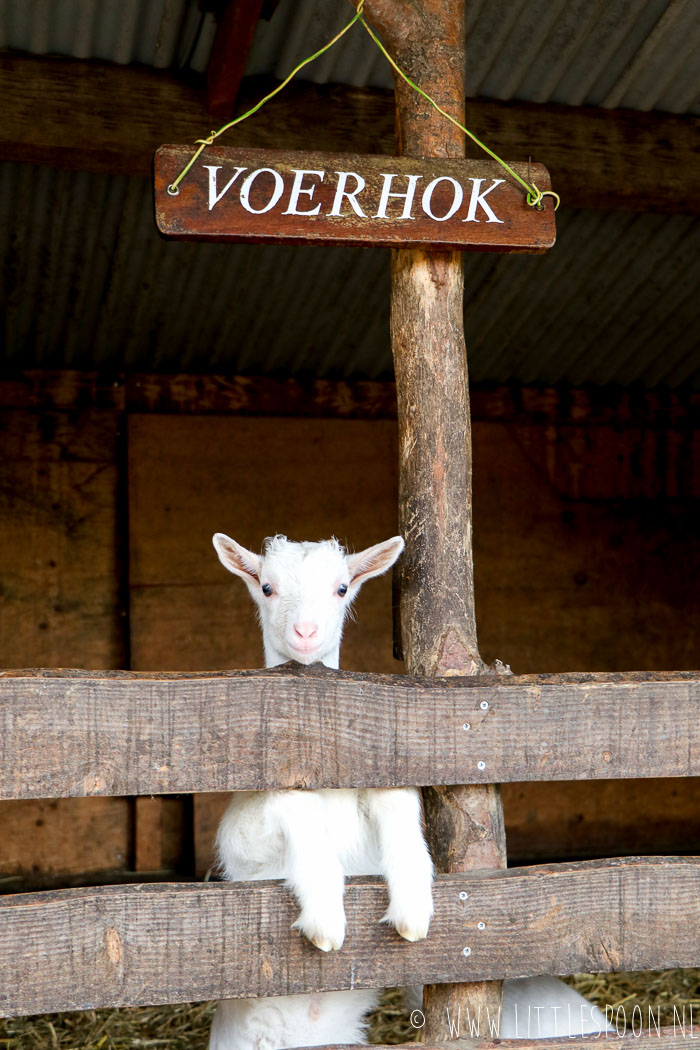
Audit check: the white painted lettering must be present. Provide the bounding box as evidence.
[282,169,326,216]
[374,173,422,220]
[329,171,367,217]
[421,176,464,221]
[204,165,247,210]
[463,178,505,223]
[239,168,285,214]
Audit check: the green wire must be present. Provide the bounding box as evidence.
[167,4,366,194]
[168,0,559,212]
[358,15,552,208]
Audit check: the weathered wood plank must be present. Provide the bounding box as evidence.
[2,372,698,429]
[1,55,696,213]
[0,797,130,884]
[155,146,555,253]
[1,858,698,1018]
[0,406,131,881]
[276,1038,700,1050]
[0,668,698,799]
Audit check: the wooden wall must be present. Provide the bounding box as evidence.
[1,373,698,883]
[0,386,130,884]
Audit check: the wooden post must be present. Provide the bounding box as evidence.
[359,0,508,1040]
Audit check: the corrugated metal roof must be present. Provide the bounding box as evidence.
[0,0,697,113]
[1,162,698,388]
[0,1,697,388]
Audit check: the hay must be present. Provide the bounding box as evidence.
[565,970,700,1030]
[2,971,699,1047]
[0,1002,215,1050]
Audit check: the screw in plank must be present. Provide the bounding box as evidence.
[463,946,472,956]
[477,921,486,930]
[480,700,489,711]
[459,891,469,900]
[477,760,486,770]
[463,722,471,730]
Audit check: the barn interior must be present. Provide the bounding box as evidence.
[0,0,698,903]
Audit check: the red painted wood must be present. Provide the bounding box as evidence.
[154,145,556,252]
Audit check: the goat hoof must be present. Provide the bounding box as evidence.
[310,935,335,952]
[396,924,429,942]
[293,913,346,952]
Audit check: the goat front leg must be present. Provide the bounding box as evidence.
[274,791,347,952]
[365,787,434,942]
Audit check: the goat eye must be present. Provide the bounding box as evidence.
[337,584,348,597]
[261,583,273,597]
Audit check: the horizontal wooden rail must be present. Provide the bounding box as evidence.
[1,858,698,1017]
[1,668,698,799]
[291,1037,700,1050]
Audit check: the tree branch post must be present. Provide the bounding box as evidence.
[359,0,508,1039]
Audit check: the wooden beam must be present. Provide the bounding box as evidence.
[2,371,698,426]
[0,859,698,1017]
[206,0,265,118]
[0,54,697,213]
[1,668,698,800]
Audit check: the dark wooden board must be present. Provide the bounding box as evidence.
[0,858,698,1017]
[0,668,698,799]
[155,145,556,252]
[2,55,697,214]
[0,406,130,881]
[278,1038,700,1050]
[3,372,697,428]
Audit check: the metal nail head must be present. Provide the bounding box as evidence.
[463,946,472,956]
[480,700,489,711]
[477,760,486,771]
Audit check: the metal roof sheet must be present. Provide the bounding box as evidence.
[1,162,697,388]
[0,0,697,113]
[0,1,697,388]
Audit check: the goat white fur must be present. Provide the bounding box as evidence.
[209,533,610,1049]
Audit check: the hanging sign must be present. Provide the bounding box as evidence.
[155,145,556,253]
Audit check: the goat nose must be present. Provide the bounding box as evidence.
[293,621,318,640]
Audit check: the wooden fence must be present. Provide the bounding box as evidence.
[1,666,699,1047]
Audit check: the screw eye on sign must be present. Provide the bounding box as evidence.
[155,145,556,253]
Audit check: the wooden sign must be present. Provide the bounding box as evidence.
[155,145,556,253]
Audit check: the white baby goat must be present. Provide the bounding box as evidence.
[209,532,611,1049]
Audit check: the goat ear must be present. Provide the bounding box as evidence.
[212,533,262,586]
[347,536,405,590]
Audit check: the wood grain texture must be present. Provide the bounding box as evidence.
[1,55,696,213]
[0,406,129,881]
[0,409,124,668]
[0,798,130,880]
[2,372,697,428]
[370,0,506,1035]
[290,1038,700,1050]
[0,858,698,1017]
[155,145,556,253]
[0,668,697,799]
